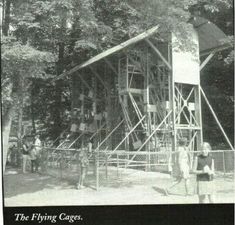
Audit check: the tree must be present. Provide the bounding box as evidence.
[1,0,233,161]
[2,37,55,171]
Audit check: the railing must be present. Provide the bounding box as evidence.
[41,146,234,191]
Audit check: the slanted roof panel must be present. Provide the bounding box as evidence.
[54,17,230,81]
[192,17,229,54]
[53,25,159,81]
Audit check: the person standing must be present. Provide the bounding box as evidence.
[31,134,42,172]
[88,139,93,153]
[177,138,191,196]
[77,145,89,189]
[22,139,30,173]
[30,142,37,172]
[193,142,215,203]
[166,138,191,196]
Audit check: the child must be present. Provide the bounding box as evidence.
[77,146,89,189]
[193,142,215,203]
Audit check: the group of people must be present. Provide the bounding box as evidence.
[76,137,216,204]
[22,134,42,174]
[21,133,215,203]
[168,138,215,203]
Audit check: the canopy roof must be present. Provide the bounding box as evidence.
[192,16,230,56]
[54,17,230,81]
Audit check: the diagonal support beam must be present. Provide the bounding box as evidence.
[112,115,146,153]
[200,52,216,71]
[77,73,92,90]
[89,66,108,90]
[104,58,118,76]
[200,86,234,150]
[145,39,172,70]
[126,110,172,167]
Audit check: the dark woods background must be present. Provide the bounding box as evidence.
[1,0,234,164]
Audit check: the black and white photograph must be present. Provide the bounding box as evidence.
[1,0,234,224]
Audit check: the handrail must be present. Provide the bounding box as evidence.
[99,149,235,156]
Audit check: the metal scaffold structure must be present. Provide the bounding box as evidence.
[44,16,234,188]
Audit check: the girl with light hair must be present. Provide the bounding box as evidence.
[193,142,215,203]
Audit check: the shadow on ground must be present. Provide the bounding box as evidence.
[4,168,75,198]
[152,186,168,196]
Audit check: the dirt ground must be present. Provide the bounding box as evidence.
[3,166,234,206]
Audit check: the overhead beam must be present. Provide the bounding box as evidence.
[52,25,159,82]
[200,52,215,71]
[200,86,234,150]
[145,38,172,70]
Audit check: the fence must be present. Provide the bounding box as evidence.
[95,149,234,189]
[43,147,99,189]
[42,147,234,190]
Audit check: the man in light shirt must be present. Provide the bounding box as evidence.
[33,134,42,172]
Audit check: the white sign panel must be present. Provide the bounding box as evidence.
[172,29,200,85]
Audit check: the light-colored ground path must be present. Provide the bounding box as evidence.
[4,167,234,206]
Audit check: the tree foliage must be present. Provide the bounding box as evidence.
[1,0,234,149]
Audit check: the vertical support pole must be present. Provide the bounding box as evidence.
[60,152,63,179]
[124,94,129,151]
[125,56,130,152]
[92,75,97,146]
[106,70,112,150]
[81,84,85,145]
[147,48,151,171]
[222,151,226,177]
[117,153,119,177]
[169,37,176,157]
[96,143,100,191]
[105,154,108,179]
[125,151,128,169]
[194,85,203,150]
